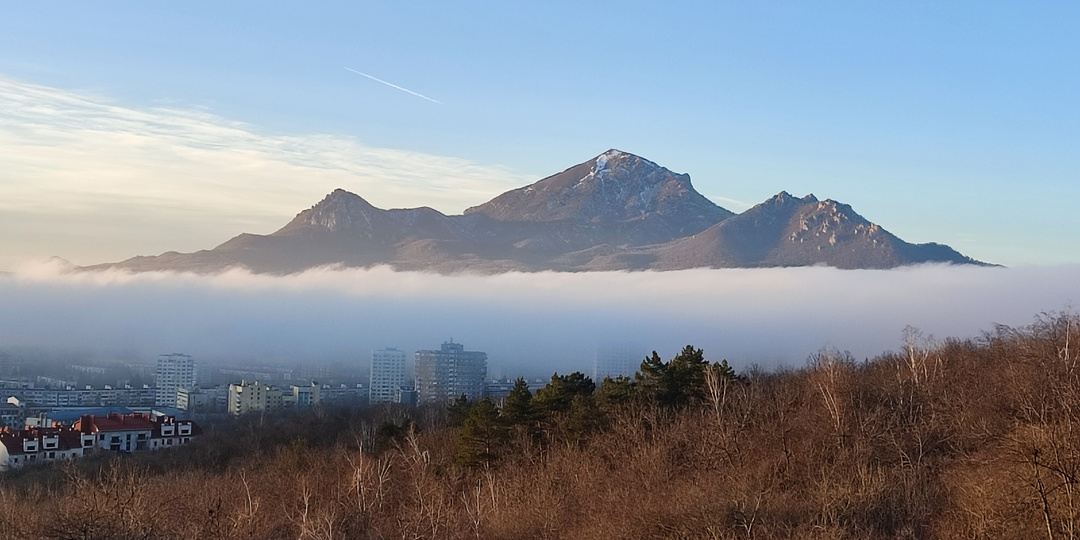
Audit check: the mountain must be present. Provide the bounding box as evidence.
[465,150,732,239]
[653,192,980,269]
[85,150,988,274]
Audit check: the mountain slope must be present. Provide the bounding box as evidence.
[466,149,732,228]
[654,192,981,269]
[84,150,988,274]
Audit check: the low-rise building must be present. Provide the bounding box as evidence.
[148,415,200,450]
[73,413,200,453]
[0,400,24,428]
[228,380,283,416]
[288,382,321,409]
[483,378,547,403]
[177,386,228,413]
[2,385,156,408]
[319,384,367,405]
[0,426,95,471]
[24,406,134,429]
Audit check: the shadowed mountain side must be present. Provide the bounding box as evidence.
[653,192,984,269]
[83,150,989,274]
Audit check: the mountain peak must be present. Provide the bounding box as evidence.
[762,191,818,206]
[589,149,669,179]
[327,187,356,199]
[276,188,379,234]
[465,150,732,226]
[593,148,641,169]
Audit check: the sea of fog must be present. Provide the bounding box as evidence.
[2,262,1078,376]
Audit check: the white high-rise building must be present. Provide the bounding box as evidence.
[370,348,407,404]
[155,353,196,407]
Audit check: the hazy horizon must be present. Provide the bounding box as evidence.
[3,4,1078,381]
[3,261,1078,379]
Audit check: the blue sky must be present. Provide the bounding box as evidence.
[2,2,1079,269]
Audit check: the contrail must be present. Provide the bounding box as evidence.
[345,67,442,104]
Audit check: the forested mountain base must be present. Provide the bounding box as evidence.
[2,313,1079,539]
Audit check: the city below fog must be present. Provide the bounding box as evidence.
[2,262,1080,378]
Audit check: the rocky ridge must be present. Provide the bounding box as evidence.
[86,150,987,274]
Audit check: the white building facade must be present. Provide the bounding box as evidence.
[74,413,199,453]
[370,348,407,405]
[155,353,196,407]
[289,382,321,409]
[228,380,283,416]
[0,426,95,471]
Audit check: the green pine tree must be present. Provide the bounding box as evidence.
[566,394,604,445]
[500,377,536,427]
[595,375,637,407]
[456,398,506,467]
[534,372,595,415]
[635,346,710,407]
[667,345,709,406]
[447,393,473,427]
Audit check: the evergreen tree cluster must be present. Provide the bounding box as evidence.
[454,346,742,466]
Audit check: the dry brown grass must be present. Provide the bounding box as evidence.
[3,313,1080,539]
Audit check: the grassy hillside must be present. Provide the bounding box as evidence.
[2,312,1079,539]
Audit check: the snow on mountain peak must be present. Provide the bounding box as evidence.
[595,149,625,172]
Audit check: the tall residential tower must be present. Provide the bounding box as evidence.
[155,353,196,407]
[414,341,486,404]
[369,348,407,405]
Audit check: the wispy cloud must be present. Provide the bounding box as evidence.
[345,67,442,104]
[0,76,527,269]
[4,263,1079,373]
[708,195,754,211]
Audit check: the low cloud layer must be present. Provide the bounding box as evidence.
[2,263,1078,377]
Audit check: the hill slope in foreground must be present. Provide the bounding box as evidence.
[1,313,1074,538]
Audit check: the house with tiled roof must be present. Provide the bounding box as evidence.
[74,412,200,453]
[149,414,202,450]
[0,426,95,471]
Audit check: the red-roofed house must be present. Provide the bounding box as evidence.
[149,414,202,450]
[0,426,96,471]
[74,412,201,453]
